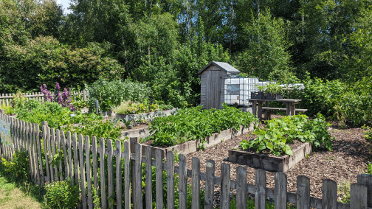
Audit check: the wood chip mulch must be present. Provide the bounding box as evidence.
[184,118,372,202]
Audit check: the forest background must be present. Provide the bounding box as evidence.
[1,0,372,108]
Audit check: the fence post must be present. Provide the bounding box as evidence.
[42,121,50,183]
[107,139,114,209]
[179,154,187,209]
[99,137,107,209]
[167,151,175,209]
[192,157,200,209]
[322,179,337,209]
[86,136,93,208]
[350,183,367,209]
[255,169,266,209]
[145,146,152,209]
[134,143,142,209]
[274,172,287,209]
[124,141,131,209]
[79,134,86,209]
[221,163,231,209]
[205,160,215,209]
[297,175,310,209]
[357,174,372,207]
[116,140,122,209]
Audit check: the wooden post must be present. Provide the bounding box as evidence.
[274,172,287,209]
[155,149,163,209]
[322,179,337,209]
[42,122,50,183]
[297,175,310,209]
[179,154,187,209]
[51,128,58,181]
[99,138,106,209]
[145,146,152,209]
[56,129,63,181]
[134,143,142,209]
[350,184,368,209]
[220,163,230,209]
[92,137,98,195]
[66,132,73,184]
[86,136,93,209]
[167,151,175,209]
[61,131,68,180]
[107,139,114,209]
[115,140,122,209]
[357,174,372,207]
[192,157,200,209]
[236,166,247,209]
[255,169,266,209]
[73,133,79,185]
[124,141,131,209]
[79,134,86,209]
[205,160,215,209]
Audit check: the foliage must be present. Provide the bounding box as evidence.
[11,91,26,108]
[148,104,258,147]
[1,151,30,181]
[44,179,80,209]
[362,125,372,141]
[113,100,173,115]
[87,78,152,112]
[1,104,15,115]
[338,180,351,204]
[367,163,372,175]
[240,114,332,156]
[40,82,75,111]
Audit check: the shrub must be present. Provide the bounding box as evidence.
[87,78,152,112]
[1,151,30,181]
[11,91,26,108]
[45,179,80,209]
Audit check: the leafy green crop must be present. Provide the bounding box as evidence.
[240,114,333,156]
[147,104,258,147]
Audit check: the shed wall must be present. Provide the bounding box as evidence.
[200,65,227,109]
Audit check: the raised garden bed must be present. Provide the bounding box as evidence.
[228,142,312,172]
[115,108,177,121]
[138,124,254,158]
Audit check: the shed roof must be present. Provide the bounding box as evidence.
[198,61,240,75]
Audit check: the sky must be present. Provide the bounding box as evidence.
[56,0,73,14]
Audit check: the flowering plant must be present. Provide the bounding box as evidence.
[40,83,76,111]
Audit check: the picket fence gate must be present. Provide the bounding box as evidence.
[0,90,88,107]
[0,111,371,209]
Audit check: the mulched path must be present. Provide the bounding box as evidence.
[184,116,372,202]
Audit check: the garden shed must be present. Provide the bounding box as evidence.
[198,61,240,109]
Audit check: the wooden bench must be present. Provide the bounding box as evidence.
[262,107,308,120]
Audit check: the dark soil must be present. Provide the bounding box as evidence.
[184,117,372,202]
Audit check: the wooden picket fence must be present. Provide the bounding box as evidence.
[0,90,88,107]
[0,111,371,209]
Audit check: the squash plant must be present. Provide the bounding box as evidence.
[240,114,333,156]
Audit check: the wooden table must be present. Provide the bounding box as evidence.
[249,99,302,120]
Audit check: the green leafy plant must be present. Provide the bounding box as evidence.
[240,114,333,156]
[113,100,161,114]
[367,163,372,175]
[44,179,80,209]
[338,180,351,203]
[147,104,258,147]
[1,151,30,181]
[362,125,372,141]
[11,91,26,108]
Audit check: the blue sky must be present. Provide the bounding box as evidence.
[56,0,73,14]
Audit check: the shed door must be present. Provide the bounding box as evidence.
[206,69,223,109]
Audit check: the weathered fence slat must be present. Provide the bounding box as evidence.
[51,128,58,181]
[66,132,73,184]
[48,127,55,182]
[27,122,34,181]
[134,143,143,209]
[107,139,114,209]
[255,169,266,209]
[92,137,98,194]
[34,123,41,185]
[56,129,63,181]
[61,131,68,180]
[43,122,50,183]
[192,157,200,209]
[322,179,337,209]
[124,141,131,209]
[116,140,122,209]
[155,149,163,209]
[179,154,187,209]
[145,146,152,209]
[86,136,93,209]
[350,183,367,209]
[205,160,215,209]
[274,172,287,209]
[73,133,79,185]
[99,138,107,209]
[167,151,175,209]
[79,134,87,209]
[297,175,310,209]
[357,174,372,207]
[236,166,247,209]
[221,163,230,209]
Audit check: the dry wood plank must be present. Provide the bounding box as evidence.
[297,175,310,209]
[322,179,337,209]
[145,146,152,209]
[134,143,143,209]
[42,122,50,183]
[27,122,34,181]
[66,132,73,184]
[255,169,266,209]
[236,166,247,209]
[178,154,187,209]
[357,174,372,207]
[350,183,367,209]
[32,123,39,183]
[51,128,58,181]
[92,137,98,193]
[205,160,215,209]
[107,139,114,209]
[56,129,63,181]
[220,163,230,209]
[48,127,55,182]
[192,157,200,209]
[79,134,87,209]
[115,140,122,209]
[167,151,175,209]
[35,123,42,185]
[274,172,287,209]
[73,133,79,185]
[155,149,163,209]
[86,136,93,209]
[124,141,131,209]
[99,138,107,209]
[61,131,68,180]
